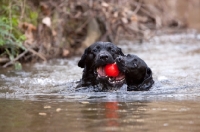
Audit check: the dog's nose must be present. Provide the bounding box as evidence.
[117,56,122,62]
[100,54,108,60]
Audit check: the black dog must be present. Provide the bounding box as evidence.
[77,42,125,90]
[116,54,154,91]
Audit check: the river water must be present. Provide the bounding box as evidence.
[0,32,200,132]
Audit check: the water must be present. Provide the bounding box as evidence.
[1,99,200,132]
[0,32,200,131]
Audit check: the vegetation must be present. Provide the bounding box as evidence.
[0,0,27,69]
[0,0,199,68]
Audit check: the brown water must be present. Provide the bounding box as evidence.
[0,32,200,131]
[1,99,200,132]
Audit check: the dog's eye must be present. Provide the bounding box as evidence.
[92,49,97,52]
[107,47,112,51]
[111,49,115,52]
[107,47,115,53]
[134,59,137,62]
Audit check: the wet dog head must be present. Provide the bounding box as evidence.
[116,54,154,91]
[78,42,125,89]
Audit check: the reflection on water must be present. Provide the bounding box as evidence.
[0,99,200,132]
[0,33,200,131]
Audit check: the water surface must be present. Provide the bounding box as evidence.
[0,33,200,131]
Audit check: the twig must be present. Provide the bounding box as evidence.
[75,18,90,33]
[133,1,142,14]
[75,11,94,33]
[3,50,28,68]
[140,7,155,19]
[20,0,26,21]
[132,2,155,19]
[24,44,47,61]
[8,0,12,40]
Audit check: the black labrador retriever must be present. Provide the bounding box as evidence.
[116,54,154,91]
[77,42,125,90]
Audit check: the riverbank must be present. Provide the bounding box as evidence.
[1,0,200,69]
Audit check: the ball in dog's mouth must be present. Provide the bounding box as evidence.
[96,64,125,85]
[104,63,119,77]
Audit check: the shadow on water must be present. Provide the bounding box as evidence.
[1,33,200,131]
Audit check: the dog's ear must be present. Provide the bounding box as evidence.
[129,67,154,91]
[118,48,124,56]
[78,48,89,68]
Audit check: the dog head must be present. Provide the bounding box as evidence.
[78,42,125,89]
[116,54,154,91]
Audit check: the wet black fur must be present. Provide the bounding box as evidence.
[77,42,124,89]
[116,54,154,91]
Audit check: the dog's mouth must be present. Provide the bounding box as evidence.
[96,66,125,85]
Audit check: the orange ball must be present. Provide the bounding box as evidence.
[104,63,119,77]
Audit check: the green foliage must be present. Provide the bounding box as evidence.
[0,17,26,61]
[29,11,38,25]
[0,0,39,67]
[0,0,31,67]
[0,17,25,45]
[14,61,22,70]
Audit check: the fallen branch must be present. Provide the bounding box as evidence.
[75,15,92,33]
[24,44,47,61]
[3,50,28,68]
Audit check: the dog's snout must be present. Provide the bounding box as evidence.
[99,54,108,60]
[117,56,122,62]
[116,56,125,64]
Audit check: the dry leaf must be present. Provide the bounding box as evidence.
[101,2,109,7]
[42,17,51,27]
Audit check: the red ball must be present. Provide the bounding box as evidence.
[104,63,119,77]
